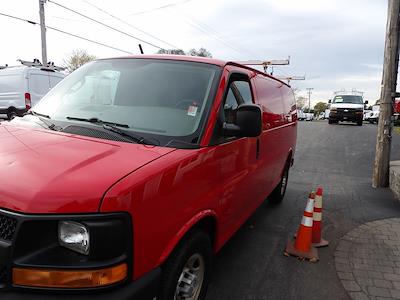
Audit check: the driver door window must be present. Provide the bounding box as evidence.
[224,80,253,124]
[211,78,253,144]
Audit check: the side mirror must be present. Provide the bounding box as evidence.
[328,99,332,104]
[364,100,368,104]
[223,104,262,138]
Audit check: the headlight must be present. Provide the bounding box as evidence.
[58,221,90,255]
[330,107,337,112]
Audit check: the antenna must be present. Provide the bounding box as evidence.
[138,44,144,54]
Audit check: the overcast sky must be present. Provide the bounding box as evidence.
[0,0,388,105]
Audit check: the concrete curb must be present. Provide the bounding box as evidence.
[390,161,400,200]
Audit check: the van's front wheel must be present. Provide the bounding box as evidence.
[268,162,289,204]
[158,231,212,300]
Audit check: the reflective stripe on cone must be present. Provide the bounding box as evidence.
[312,187,329,247]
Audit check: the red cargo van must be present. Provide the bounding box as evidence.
[0,55,297,300]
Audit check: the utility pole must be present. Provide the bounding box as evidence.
[306,88,313,112]
[373,0,400,188]
[39,0,47,65]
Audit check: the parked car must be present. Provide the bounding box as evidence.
[0,60,65,119]
[369,105,380,124]
[395,99,400,125]
[305,112,314,121]
[0,55,297,300]
[297,109,306,120]
[363,109,372,121]
[324,109,330,119]
[328,94,367,126]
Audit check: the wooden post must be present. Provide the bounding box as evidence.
[373,0,400,188]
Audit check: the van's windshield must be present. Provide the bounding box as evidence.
[332,95,363,104]
[32,59,221,146]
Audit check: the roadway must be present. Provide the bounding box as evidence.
[206,121,400,300]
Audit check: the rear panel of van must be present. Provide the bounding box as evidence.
[0,72,27,110]
[28,70,51,107]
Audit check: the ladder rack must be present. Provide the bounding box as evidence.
[17,59,66,72]
[334,89,364,96]
[235,57,290,66]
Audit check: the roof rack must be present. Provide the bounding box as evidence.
[275,75,305,84]
[17,58,66,72]
[235,57,290,66]
[334,89,364,96]
[0,64,8,70]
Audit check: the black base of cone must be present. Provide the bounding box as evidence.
[312,237,329,248]
[284,239,319,262]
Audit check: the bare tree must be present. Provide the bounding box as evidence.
[188,48,212,58]
[64,49,97,73]
[296,96,307,109]
[157,49,186,55]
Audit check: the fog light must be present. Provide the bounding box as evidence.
[59,221,89,255]
[13,263,127,288]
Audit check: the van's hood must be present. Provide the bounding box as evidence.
[330,103,363,109]
[0,123,175,214]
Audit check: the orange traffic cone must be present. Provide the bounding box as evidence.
[312,187,329,247]
[284,192,318,262]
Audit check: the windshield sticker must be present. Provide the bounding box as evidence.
[187,105,198,117]
[334,97,343,103]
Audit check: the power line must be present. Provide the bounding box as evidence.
[168,11,244,55]
[127,0,193,16]
[82,0,180,49]
[46,25,132,54]
[0,12,37,25]
[164,7,258,57]
[178,11,259,57]
[47,0,164,50]
[0,12,132,54]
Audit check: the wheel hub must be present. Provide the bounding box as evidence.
[175,253,204,300]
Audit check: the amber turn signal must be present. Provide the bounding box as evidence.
[13,263,127,288]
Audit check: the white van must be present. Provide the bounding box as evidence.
[328,94,367,126]
[0,64,65,119]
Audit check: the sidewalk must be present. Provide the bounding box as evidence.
[335,218,400,300]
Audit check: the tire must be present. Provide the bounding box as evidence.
[268,161,289,204]
[357,120,363,126]
[7,109,17,120]
[328,119,334,124]
[158,230,212,300]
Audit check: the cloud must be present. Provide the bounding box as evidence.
[0,0,389,102]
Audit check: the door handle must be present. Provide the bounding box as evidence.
[256,138,260,159]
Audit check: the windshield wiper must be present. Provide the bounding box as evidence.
[102,124,158,146]
[26,110,61,131]
[26,110,51,119]
[66,116,129,128]
[66,116,158,146]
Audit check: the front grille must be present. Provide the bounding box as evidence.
[337,108,356,113]
[0,214,17,241]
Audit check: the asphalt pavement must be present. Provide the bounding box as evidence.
[206,121,400,300]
